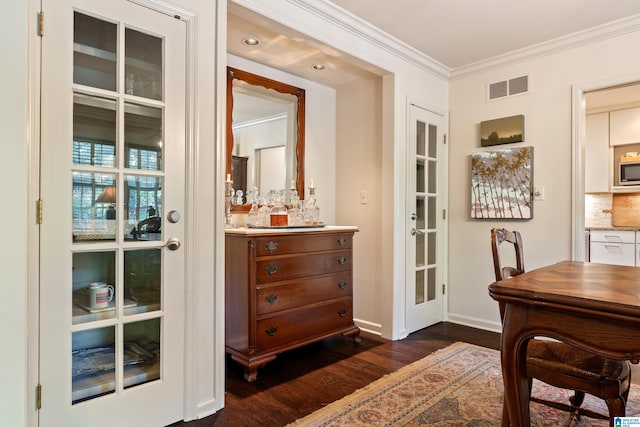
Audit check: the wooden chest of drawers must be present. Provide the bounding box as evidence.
[225,228,360,382]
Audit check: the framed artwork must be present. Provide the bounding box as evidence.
[471,146,533,219]
[480,114,524,147]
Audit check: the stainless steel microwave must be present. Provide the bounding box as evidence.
[619,161,640,185]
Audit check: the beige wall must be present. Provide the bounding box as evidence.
[336,78,384,332]
[448,28,640,331]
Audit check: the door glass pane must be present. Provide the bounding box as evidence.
[427,231,436,265]
[416,159,425,193]
[72,326,116,404]
[416,121,426,156]
[428,159,437,194]
[415,270,425,304]
[125,28,162,100]
[416,233,425,267]
[427,196,436,229]
[416,196,425,229]
[124,175,162,241]
[124,248,161,315]
[428,124,437,158]
[123,318,161,388]
[73,94,117,167]
[72,251,116,325]
[124,103,163,171]
[74,12,117,91]
[72,172,117,242]
[427,267,436,301]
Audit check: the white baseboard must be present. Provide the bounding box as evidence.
[446,313,502,334]
[195,398,221,421]
[354,318,382,336]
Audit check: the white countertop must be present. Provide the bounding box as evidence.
[225,225,358,234]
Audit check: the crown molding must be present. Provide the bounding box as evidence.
[451,13,640,80]
[231,0,451,81]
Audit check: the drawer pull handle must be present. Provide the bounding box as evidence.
[265,265,278,275]
[265,326,279,336]
[265,241,279,252]
[265,294,278,304]
[338,256,347,265]
[338,281,348,289]
[338,309,347,317]
[337,238,347,247]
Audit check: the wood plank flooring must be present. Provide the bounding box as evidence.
[173,322,500,427]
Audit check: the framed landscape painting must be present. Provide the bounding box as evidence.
[480,114,524,147]
[471,146,533,219]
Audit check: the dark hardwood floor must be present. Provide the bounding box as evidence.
[173,322,500,427]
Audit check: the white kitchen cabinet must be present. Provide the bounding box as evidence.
[585,113,610,192]
[589,230,636,266]
[610,107,640,146]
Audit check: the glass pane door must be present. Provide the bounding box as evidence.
[40,1,186,425]
[406,105,445,333]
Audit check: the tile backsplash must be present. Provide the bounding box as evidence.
[585,193,613,228]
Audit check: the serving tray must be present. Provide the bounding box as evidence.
[246,223,325,229]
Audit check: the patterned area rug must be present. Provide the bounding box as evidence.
[288,342,640,426]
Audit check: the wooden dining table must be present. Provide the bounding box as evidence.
[488,260,640,426]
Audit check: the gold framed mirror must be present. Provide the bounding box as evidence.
[226,66,305,210]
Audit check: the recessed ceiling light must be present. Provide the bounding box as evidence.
[311,64,326,71]
[242,37,259,46]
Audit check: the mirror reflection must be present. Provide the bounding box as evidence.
[226,67,305,205]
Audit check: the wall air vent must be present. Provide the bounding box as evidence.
[487,75,530,101]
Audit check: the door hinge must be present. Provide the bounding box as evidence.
[442,209,446,220]
[442,284,446,295]
[443,134,447,145]
[37,199,43,224]
[36,384,42,410]
[38,12,44,37]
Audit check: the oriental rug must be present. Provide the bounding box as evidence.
[288,342,640,426]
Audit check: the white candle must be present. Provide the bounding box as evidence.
[226,173,232,183]
[310,179,315,188]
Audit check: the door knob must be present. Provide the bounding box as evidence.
[410,228,425,236]
[164,237,181,251]
[410,213,417,220]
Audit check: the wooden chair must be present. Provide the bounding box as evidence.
[490,228,631,426]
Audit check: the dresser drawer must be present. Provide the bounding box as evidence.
[255,233,352,257]
[256,251,352,283]
[256,299,354,352]
[256,272,352,315]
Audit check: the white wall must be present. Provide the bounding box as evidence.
[228,54,338,224]
[447,25,640,331]
[1,1,28,425]
[336,78,384,333]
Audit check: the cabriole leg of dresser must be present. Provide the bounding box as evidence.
[229,352,277,382]
[342,325,362,343]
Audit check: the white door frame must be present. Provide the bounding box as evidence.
[571,72,640,261]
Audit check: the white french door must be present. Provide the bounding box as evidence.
[405,104,446,334]
[39,1,186,425]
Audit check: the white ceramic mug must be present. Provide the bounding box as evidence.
[88,282,114,309]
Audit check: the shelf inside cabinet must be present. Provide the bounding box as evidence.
[72,299,160,325]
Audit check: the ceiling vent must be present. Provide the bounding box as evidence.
[488,75,529,101]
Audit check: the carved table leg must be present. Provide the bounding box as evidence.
[500,304,532,427]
